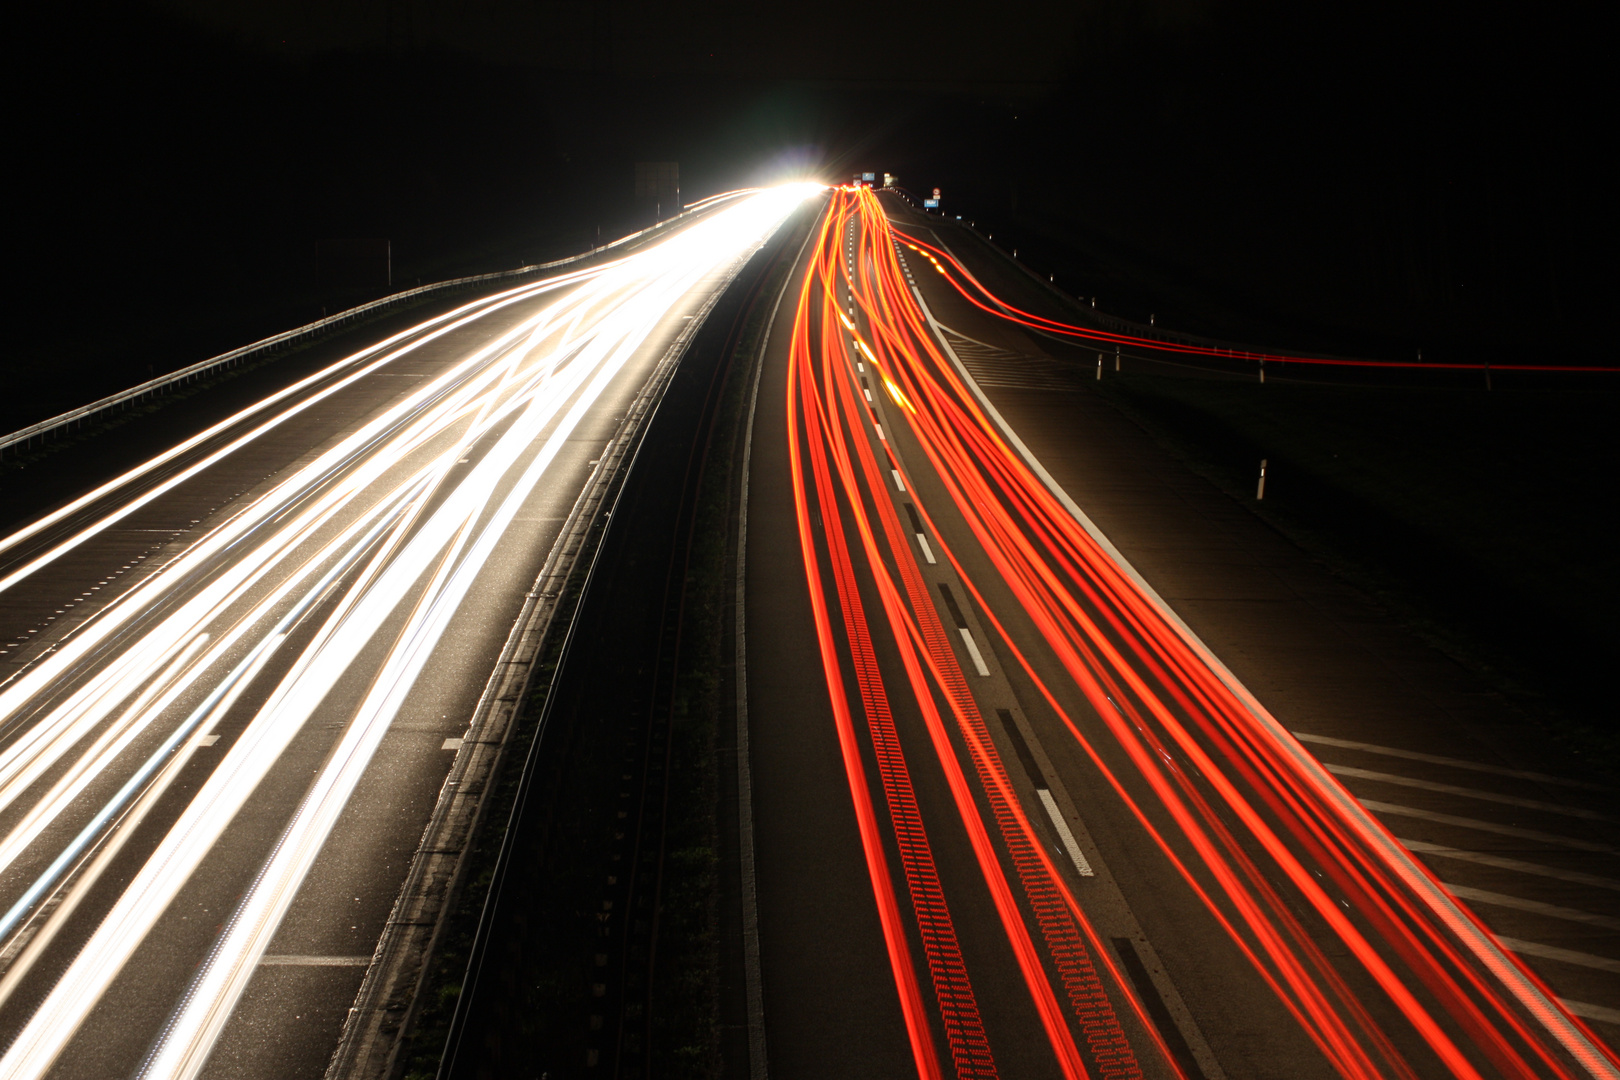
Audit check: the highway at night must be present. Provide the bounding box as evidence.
[0,181,1613,1080]
[738,186,1620,1080]
[0,185,814,1079]
[9,0,1614,1074]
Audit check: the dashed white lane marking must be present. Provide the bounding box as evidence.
[194,735,219,748]
[1446,883,1620,932]
[1497,936,1620,975]
[1037,788,1094,877]
[891,469,905,492]
[1361,798,1620,855]
[1294,731,1604,791]
[1563,998,1620,1025]
[916,533,936,564]
[441,738,463,750]
[957,627,990,677]
[1328,764,1614,822]
[260,955,371,966]
[1402,838,1620,892]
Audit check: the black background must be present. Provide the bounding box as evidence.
[6,0,1609,430]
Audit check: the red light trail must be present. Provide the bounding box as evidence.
[784,184,1620,1078]
[893,228,1620,375]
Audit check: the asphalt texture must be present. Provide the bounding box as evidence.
[438,210,808,1080]
[739,190,1616,1080]
[0,212,749,1077]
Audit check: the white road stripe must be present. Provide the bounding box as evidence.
[259,955,371,966]
[1497,936,1620,974]
[891,469,905,492]
[1329,764,1613,822]
[1445,882,1620,932]
[1361,798,1619,855]
[1563,998,1620,1025]
[1402,839,1620,892]
[1295,732,1604,791]
[957,627,990,677]
[1037,788,1094,877]
[915,534,936,565]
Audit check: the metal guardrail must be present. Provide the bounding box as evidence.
[886,185,1347,361]
[0,194,752,460]
[885,189,1620,379]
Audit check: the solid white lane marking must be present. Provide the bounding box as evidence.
[1360,798,1619,855]
[1037,788,1094,877]
[259,955,371,966]
[1497,936,1620,974]
[1328,764,1613,822]
[891,469,905,492]
[441,738,463,751]
[1402,839,1620,892]
[916,533,936,564]
[1295,732,1603,791]
[957,627,990,677]
[1563,998,1620,1025]
[1445,882,1620,932]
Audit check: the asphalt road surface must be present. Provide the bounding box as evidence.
[0,185,815,1079]
[742,187,1618,1080]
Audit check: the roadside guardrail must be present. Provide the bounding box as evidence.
[1,192,753,460]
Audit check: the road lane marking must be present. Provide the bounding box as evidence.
[901,504,934,563]
[890,468,905,491]
[1329,764,1614,822]
[441,738,463,751]
[259,955,371,966]
[1563,998,1620,1025]
[990,707,1220,1073]
[1445,882,1620,932]
[995,710,1093,876]
[1037,789,1094,877]
[0,187,823,1080]
[1496,937,1620,974]
[1295,732,1604,791]
[1360,798,1619,854]
[958,628,991,677]
[1402,838,1620,892]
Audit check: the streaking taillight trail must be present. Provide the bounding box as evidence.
[786,185,1619,1078]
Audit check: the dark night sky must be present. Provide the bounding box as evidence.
[5,0,1609,430]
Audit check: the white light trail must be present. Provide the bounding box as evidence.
[0,184,821,1079]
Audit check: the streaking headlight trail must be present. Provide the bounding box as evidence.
[0,183,818,1078]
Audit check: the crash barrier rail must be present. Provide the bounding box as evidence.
[0,190,756,460]
[887,188,1620,382]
